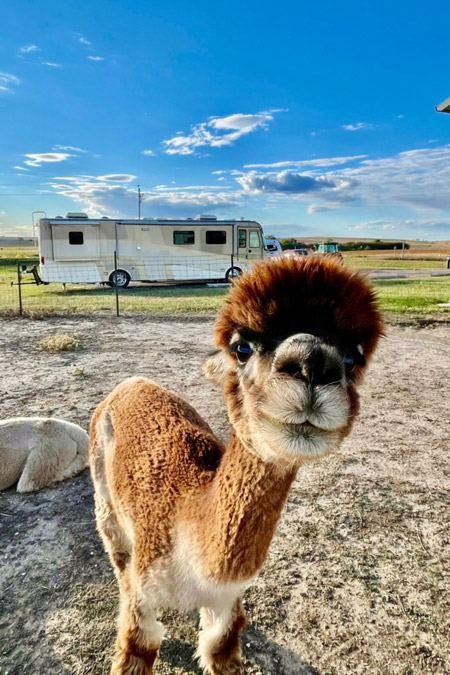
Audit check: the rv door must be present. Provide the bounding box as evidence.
[51,224,100,260]
[237,227,264,262]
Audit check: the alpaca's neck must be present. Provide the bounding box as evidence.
[190,431,298,583]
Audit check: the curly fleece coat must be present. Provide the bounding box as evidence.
[89,255,384,675]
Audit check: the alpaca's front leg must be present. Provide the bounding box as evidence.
[111,570,164,675]
[196,598,247,675]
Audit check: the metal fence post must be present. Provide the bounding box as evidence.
[17,262,23,316]
[114,251,120,317]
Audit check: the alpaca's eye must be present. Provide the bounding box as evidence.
[236,342,253,364]
[344,355,355,374]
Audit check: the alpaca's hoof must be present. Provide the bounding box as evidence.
[110,648,157,675]
[210,655,244,675]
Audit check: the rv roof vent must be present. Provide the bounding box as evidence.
[54,216,63,219]
[66,212,88,219]
[101,216,110,220]
[196,214,217,221]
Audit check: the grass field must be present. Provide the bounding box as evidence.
[1,248,449,317]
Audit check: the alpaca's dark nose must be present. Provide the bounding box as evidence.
[273,334,344,386]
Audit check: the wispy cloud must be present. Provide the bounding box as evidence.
[88,56,104,62]
[96,174,136,182]
[231,144,450,221]
[349,218,450,234]
[49,175,238,218]
[244,155,367,169]
[53,145,88,153]
[342,122,374,131]
[79,36,91,45]
[142,150,155,156]
[307,204,335,214]
[24,152,72,167]
[43,62,61,68]
[19,44,41,54]
[14,166,30,171]
[0,72,21,94]
[163,110,281,155]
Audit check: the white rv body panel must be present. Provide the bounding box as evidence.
[38,217,266,284]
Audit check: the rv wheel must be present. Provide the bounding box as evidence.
[225,266,242,282]
[108,270,131,288]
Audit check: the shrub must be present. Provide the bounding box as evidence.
[37,334,82,353]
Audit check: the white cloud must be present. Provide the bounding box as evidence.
[53,145,88,153]
[232,144,450,221]
[96,174,136,182]
[49,177,238,218]
[142,150,155,156]
[43,62,61,68]
[14,166,30,171]
[340,145,450,211]
[24,152,72,167]
[0,72,21,94]
[0,72,21,85]
[342,122,374,131]
[236,170,350,196]
[154,184,231,191]
[79,37,91,45]
[19,44,41,53]
[88,56,104,61]
[349,218,450,234]
[307,204,335,214]
[244,155,367,169]
[163,110,279,155]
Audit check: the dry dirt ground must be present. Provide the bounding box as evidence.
[0,315,449,675]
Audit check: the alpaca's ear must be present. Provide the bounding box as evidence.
[203,350,233,384]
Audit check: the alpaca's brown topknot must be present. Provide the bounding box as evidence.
[214,255,384,361]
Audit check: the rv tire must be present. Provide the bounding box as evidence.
[225,266,242,282]
[108,270,131,288]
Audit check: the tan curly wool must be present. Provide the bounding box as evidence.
[90,255,383,675]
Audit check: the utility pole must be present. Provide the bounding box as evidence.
[137,185,143,219]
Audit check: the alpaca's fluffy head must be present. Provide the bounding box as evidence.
[204,255,384,462]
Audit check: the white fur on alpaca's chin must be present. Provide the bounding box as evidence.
[0,417,89,492]
[253,414,340,460]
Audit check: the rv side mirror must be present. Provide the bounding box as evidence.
[21,264,27,272]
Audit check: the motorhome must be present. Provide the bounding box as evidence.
[38,214,266,286]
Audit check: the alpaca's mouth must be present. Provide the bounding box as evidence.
[260,413,334,436]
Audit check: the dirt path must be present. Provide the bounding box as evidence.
[1,316,449,675]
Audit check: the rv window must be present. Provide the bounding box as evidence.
[249,231,260,248]
[238,230,247,248]
[69,231,84,245]
[173,231,195,245]
[206,231,226,245]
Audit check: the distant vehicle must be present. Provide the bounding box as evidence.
[264,236,283,257]
[317,242,343,260]
[282,248,308,258]
[36,213,266,286]
[317,242,340,254]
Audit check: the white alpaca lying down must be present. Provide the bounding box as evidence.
[0,417,89,492]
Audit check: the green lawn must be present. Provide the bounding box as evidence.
[344,255,445,270]
[1,251,449,317]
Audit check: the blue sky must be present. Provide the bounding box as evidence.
[1,0,450,240]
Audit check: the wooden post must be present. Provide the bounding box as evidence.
[17,262,23,316]
[114,251,120,317]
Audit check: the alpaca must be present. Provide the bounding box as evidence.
[90,255,383,675]
[0,417,89,492]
